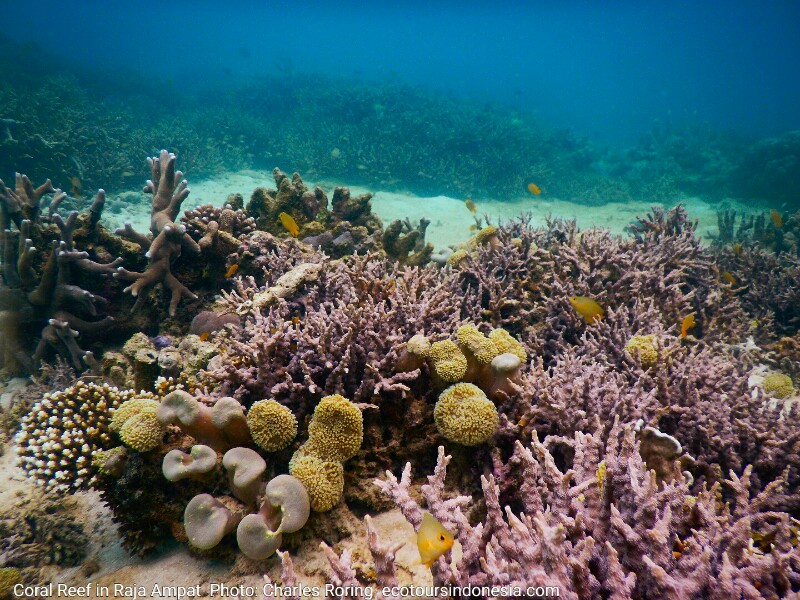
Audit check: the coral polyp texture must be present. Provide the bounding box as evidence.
[14,381,147,492]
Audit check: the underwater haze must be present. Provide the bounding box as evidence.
[4,0,800,148]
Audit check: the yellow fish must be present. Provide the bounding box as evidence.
[680,313,696,338]
[527,182,541,196]
[465,199,477,213]
[770,209,783,229]
[417,512,454,568]
[278,212,300,237]
[569,296,604,324]
[733,243,742,257]
[721,271,737,285]
[469,224,478,231]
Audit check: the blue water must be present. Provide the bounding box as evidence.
[4,0,799,148]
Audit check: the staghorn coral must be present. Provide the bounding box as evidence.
[374,423,800,597]
[15,381,150,492]
[114,150,200,316]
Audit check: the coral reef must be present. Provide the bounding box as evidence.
[373,425,800,596]
[0,492,88,568]
[114,150,200,316]
[14,381,148,491]
[0,176,120,375]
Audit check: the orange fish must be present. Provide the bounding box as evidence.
[70,176,83,198]
[465,199,477,213]
[569,296,604,324]
[278,212,300,237]
[721,271,737,285]
[527,182,541,196]
[199,331,210,341]
[680,313,696,338]
[291,316,300,325]
[770,209,783,229]
[225,264,239,277]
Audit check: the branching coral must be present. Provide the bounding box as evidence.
[375,424,800,597]
[15,382,148,492]
[0,175,120,374]
[114,150,200,316]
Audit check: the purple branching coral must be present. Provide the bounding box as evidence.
[114,150,200,316]
[0,174,120,373]
[208,251,480,412]
[451,206,749,367]
[371,423,800,598]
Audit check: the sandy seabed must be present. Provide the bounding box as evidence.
[103,168,759,249]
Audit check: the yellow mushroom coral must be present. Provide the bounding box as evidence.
[246,399,298,452]
[288,454,345,512]
[427,340,468,386]
[434,383,499,446]
[624,335,659,369]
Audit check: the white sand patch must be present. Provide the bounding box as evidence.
[105,169,761,250]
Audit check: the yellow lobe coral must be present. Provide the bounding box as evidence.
[763,373,795,399]
[446,249,469,267]
[470,225,500,248]
[456,324,498,364]
[306,394,363,462]
[434,383,499,446]
[427,340,468,384]
[288,453,344,512]
[118,408,164,452]
[624,335,659,369]
[488,328,527,363]
[112,398,165,452]
[246,399,298,452]
[110,398,160,433]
